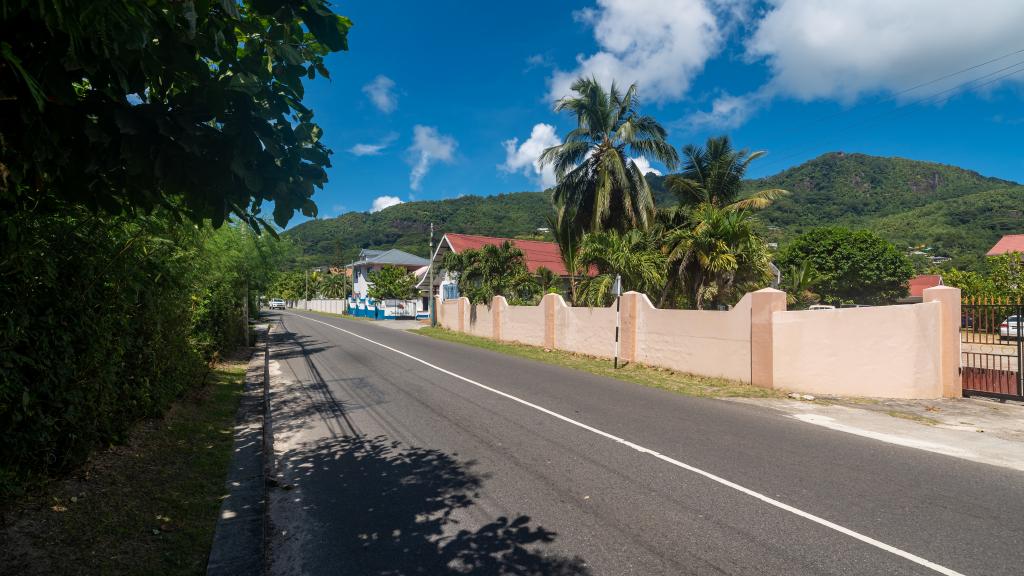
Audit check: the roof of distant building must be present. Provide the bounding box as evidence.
[347,248,429,268]
[441,233,570,275]
[908,274,943,298]
[987,234,1024,256]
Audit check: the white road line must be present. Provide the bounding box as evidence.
[282,311,967,576]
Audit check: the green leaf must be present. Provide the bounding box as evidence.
[302,11,350,52]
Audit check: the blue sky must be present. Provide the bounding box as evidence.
[291,0,1024,225]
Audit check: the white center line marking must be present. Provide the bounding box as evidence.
[283,312,967,576]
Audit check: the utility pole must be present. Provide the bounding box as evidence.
[304,268,308,310]
[428,222,436,327]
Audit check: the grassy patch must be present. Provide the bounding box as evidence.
[417,327,782,399]
[0,355,250,576]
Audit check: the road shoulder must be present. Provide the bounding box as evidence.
[206,324,270,576]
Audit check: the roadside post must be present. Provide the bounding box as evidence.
[429,222,436,327]
[613,274,622,368]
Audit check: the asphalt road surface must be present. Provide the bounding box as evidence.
[264,310,1024,576]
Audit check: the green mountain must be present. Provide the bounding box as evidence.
[285,191,552,265]
[286,152,1023,269]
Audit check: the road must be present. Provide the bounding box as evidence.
[264,310,1024,576]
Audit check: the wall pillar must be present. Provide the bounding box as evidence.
[750,288,787,388]
[458,297,468,332]
[491,296,507,341]
[924,286,962,398]
[619,292,643,363]
[542,293,559,348]
[433,296,443,325]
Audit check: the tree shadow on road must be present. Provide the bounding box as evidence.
[275,434,591,575]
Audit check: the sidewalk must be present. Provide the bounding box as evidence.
[732,395,1024,471]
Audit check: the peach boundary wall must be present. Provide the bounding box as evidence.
[433,285,961,399]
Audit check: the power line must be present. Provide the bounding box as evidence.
[752,57,1024,175]
[775,47,1024,137]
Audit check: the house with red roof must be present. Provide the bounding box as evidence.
[987,234,1024,257]
[418,233,579,302]
[898,274,943,304]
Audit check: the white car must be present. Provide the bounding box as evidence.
[1000,315,1022,341]
[269,298,286,310]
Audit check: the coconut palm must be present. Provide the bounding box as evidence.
[540,77,679,233]
[666,136,786,210]
[546,205,584,304]
[662,203,772,310]
[577,228,667,307]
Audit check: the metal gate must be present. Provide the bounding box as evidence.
[961,298,1023,401]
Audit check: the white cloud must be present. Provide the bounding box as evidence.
[349,132,398,156]
[499,123,562,188]
[548,0,724,103]
[630,156,661,176]
[362,75,398,113]
[408,125,457,190]
[747,0,1024,103]
[687,92,761,129]
[349,143,388,156]
[370,196,404,213]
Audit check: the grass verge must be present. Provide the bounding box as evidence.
[417,327,782,399]
[0,353,251,576]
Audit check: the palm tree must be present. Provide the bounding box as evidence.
[784,259,821,309]
[320,272,351,299]
[577,228,666,307]
[540,77,679,233]
[546,205,583,304]
[662,203,772,310]
[443,241,539,305]
[666,135,786,210]
[535,266,560,294]
[307,270,324,299]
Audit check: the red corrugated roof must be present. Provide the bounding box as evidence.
[908,274,943,298]
[987,234,1024,256]
[443,233,576,276]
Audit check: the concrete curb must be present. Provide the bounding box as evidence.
[206,324,270,576]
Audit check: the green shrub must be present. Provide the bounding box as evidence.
[0,208,276,495]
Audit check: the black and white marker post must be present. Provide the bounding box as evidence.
[613,274,622,369]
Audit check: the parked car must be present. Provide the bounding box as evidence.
[961,312,975,330]
[999,315,1022,341]
[269,298,286,310]
[807,304,836,311]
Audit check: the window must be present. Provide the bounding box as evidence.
[443,284,459,299]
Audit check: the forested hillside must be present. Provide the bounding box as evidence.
[285,192,552,264]
[286,153,1023,268]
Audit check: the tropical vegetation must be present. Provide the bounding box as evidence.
[937,254,1024,301]
[284,154,1023,271]
[367,266,418,301]
[1,0,350,492]
[540,77,679,233]
[442,241,541,305]
[577,229,666,307]
[777,227,914,305]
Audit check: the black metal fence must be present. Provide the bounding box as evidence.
[960,298,1023,401]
